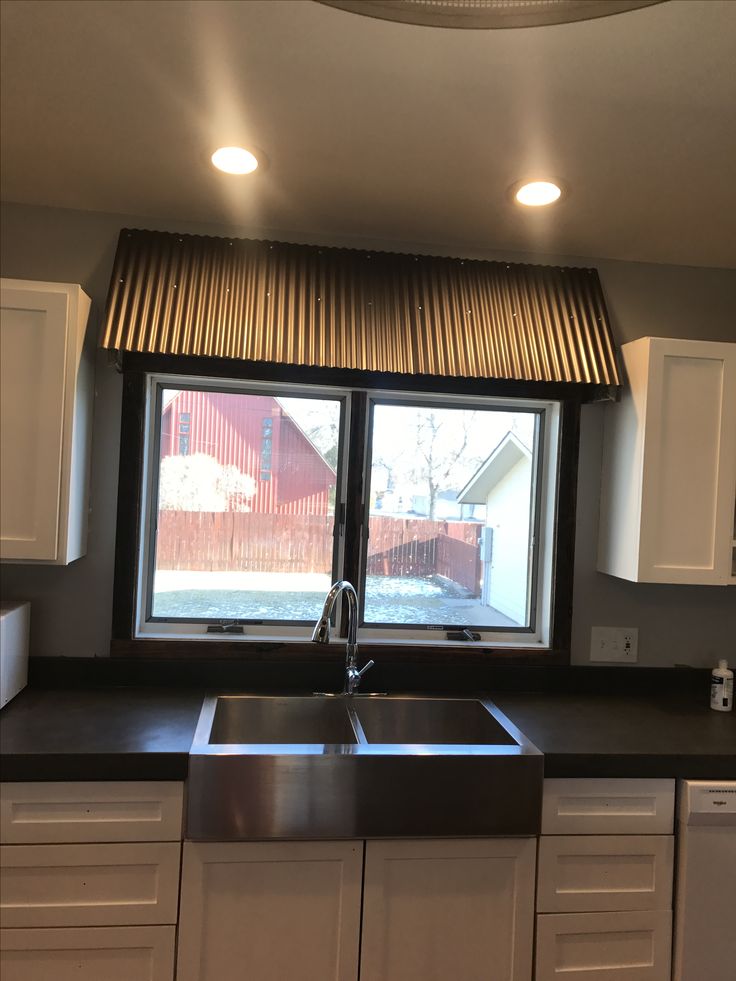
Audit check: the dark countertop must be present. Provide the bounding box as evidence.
[493,693,736,779]
[0,688,203,781]
[1,687,734,782]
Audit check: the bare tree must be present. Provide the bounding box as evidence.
[412,410,481,519]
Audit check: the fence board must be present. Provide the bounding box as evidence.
[156,511,481,590]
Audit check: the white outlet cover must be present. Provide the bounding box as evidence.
[590,626,639,663]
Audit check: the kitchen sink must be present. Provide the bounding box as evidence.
[208,695,359,745]
[353,696,517,745]
[187,694,542,840]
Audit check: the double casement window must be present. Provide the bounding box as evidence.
[133,372,562,649]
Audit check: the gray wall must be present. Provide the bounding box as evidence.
[1,201,734,666]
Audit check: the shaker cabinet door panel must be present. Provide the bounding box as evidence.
[0,288,68,560]
[360,837,536,981]
[0,925,175,981]
[599,337,736,585]
[176,840,363,981]
[535,909,672,981]
[0,842,181,928]
[537,835,674,913]
[0,279,92,565]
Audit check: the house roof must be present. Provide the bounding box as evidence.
[1,1,735,268]
[457,432,532,504]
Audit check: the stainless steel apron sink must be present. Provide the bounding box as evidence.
[187,695,542,839]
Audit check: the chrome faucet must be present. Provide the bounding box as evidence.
[311,580,374,694]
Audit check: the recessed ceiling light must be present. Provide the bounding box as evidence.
[513,180,563,207]
[211,146,259,175]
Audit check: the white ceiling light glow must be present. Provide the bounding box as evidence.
[211,146,259,175]
[514,180,563,207]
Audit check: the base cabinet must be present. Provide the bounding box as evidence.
[177,837,536,981]
[535,780,675,981]
[0,781,183,981]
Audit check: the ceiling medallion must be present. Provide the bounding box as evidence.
[317,1,664,30]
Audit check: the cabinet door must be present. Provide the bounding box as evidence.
[599,336,736,584]
[176,840,363,981]
[0,279,92,565]
[0,285,69,561]
[0,925,175,981]
[638,338,736,584]
[360,837,536,981]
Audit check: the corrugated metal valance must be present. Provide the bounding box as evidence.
[101,228,620,390]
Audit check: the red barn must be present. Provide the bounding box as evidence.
[160,390,336,515]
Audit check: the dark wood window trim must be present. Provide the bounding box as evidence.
[111,352,582,665]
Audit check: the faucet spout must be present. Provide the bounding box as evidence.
[311,580,373,694]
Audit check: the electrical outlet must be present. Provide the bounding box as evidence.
[590,626,639,663]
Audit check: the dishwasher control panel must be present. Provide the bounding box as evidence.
[681,780,736,825]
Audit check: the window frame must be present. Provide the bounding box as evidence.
[111,352,584,664]
[357,391,558,647]
[136,373,351,640]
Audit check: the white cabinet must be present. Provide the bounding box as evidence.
[177,837,536,981]
[536,835,674,913]
[360,837,536,981]
[535,909,672,981]
[536,779,675,981]
[0,925,176,981]
[598,336,736,584]
[541,778,675,835]
[0,841,181,928]
[177,840,363,981]
[0,781,183,981]
[0,780,184,844]
[0,278,93,564]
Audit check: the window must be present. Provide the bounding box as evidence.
[130,371,563,651]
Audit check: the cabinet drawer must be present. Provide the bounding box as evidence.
[0,925,175,981]
[537,835,674,913]
[0,842,180,928]
[0,782,183,843]
[535,910,672,981]
[542,779,675,835]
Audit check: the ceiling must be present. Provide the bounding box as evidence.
[1,0,735,268]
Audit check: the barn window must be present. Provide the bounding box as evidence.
[131,371,561,649]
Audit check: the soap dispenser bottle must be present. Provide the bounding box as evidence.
[710,659,733,712]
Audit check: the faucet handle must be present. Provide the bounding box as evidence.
[357,659,375,678]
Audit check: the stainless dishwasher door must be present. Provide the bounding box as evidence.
[673,780,736,981]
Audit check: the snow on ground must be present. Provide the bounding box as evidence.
[152,571,519,627]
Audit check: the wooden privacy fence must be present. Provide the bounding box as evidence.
[156,511,482,593]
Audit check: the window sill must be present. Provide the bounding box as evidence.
[110,637,567,664]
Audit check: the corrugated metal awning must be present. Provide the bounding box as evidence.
[100,229,620,391]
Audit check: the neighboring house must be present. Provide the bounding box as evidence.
[374,486,483,521]
[160,390,336,515]
[411,490,485,522]
[457,432,533,626]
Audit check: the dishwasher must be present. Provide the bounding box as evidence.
[673,780,736,981]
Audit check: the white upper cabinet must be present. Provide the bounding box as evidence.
[598,337,736,585]
[0,279,93,564]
